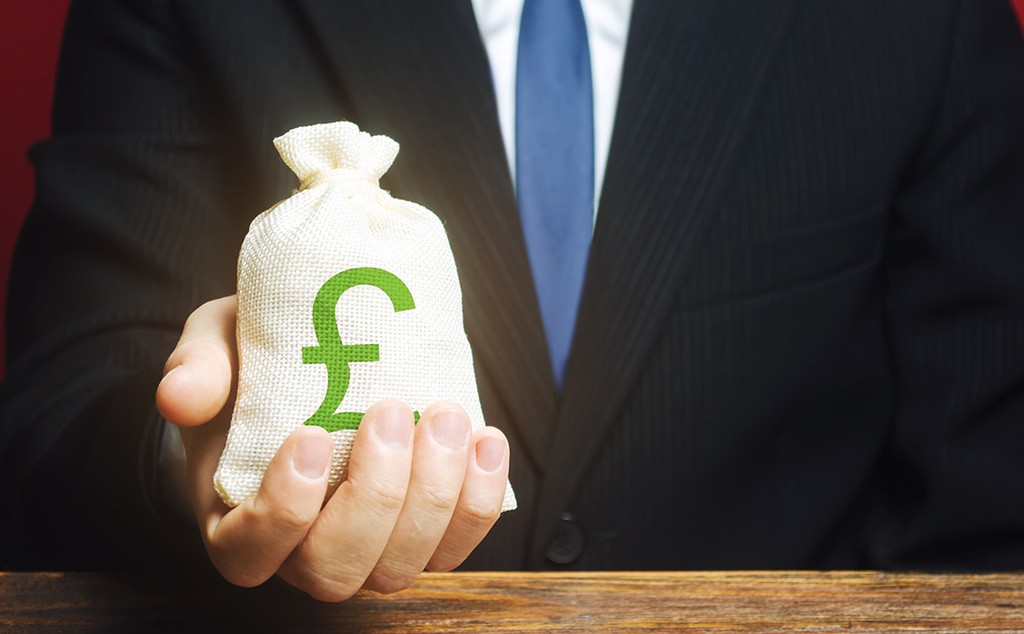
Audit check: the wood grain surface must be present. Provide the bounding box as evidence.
[1,571,1022,632]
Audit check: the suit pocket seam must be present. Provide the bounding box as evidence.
[676,206,887,311]
[708,202,887,251]
[675,244,883,313]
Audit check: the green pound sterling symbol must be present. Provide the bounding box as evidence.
[302,267,415,432]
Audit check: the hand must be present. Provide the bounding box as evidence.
[155,296,510,601]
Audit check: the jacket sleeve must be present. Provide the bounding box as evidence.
[865,0,1024,570]
[0,0,243,572]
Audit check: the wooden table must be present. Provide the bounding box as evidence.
[1,571,1022,632]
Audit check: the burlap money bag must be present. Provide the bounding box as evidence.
[214,121,516,511]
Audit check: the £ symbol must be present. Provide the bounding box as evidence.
[302,267,415,432]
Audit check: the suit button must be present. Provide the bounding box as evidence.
[545,513,586,565]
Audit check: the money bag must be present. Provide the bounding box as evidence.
[214,121,516,511]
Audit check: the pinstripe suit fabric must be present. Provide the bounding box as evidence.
[2,0,1024,572]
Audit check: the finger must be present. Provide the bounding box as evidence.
[426,426,510,572]
[179,406,231,514]
[156,295,237,427]
[278,400,415,602]
[200,425,332,588]
[364,402,471,594]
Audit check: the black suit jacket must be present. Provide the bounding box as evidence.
[3,0,1024,573]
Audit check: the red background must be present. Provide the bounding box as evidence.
[1,1,71,380]
[1,2,1023,381]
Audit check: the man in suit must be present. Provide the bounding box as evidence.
[2,0,1024,600]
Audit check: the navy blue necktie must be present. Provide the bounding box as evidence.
[516,0,594,389]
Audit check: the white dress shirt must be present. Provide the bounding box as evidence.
[471,0,634,214]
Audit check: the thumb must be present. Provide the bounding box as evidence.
[156,295,238,427]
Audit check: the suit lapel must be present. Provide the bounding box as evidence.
[289,0,558,470]
[533,0,800,552]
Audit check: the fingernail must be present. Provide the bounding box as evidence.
[374,405,411,449]
[475,436,506,472]
[292,433,332,480]
[431,410,469,450]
